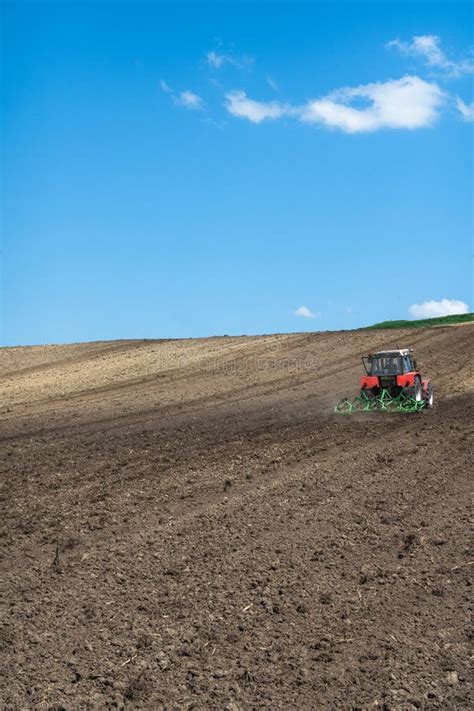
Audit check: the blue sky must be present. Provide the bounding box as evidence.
[2,0,473,346]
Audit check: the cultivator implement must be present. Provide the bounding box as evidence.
[335,388,426,414]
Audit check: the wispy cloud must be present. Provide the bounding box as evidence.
[225,90,289,123]
[387,35,474,77]
[408,299,469,319]
[206,51,227,69]
[159,79,172,93]
[205,50,253,70]
[174,90,204,110]
[160,81,204,111]
[225,76,444,132]
[456,97,474,122]
[266,75,278,91]
[295,306,319,319]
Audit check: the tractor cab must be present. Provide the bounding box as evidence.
[363,349,416,377]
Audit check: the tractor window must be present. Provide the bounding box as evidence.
[371,356,402,375]
[403,355,413,372]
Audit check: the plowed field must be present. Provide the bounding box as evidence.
[1,325,473,709]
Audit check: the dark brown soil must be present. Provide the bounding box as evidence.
[1,326,473,710]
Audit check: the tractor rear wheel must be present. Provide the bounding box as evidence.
[404,376,423,402]
[424,382,434,408]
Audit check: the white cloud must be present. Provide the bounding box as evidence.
[175,90,204,110]
[300,76,444,132]
[159,79,172,93]
[225,77,444,132]
[456,97,474,122]
[295,306,319,319]
[387,35,474,77]
[408,299,469,319]
[225,90,288,123]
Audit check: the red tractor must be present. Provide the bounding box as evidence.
[335,348,434,413]
[360,348,433,407]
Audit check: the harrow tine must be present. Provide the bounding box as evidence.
[353,394,372,411]
[377,389,392,411]
[335,398,354,414]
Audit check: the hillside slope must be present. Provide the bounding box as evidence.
[1,325,473,709]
